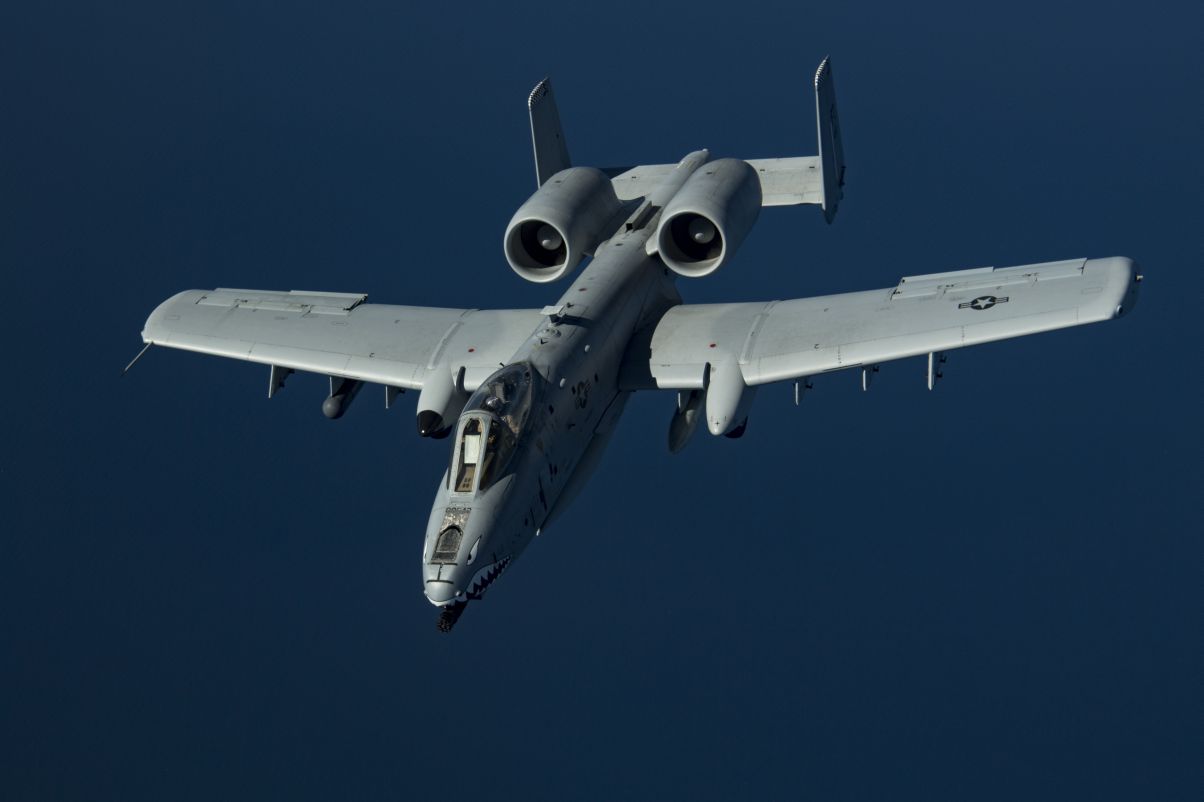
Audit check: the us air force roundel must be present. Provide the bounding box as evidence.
[958,295,1009,311]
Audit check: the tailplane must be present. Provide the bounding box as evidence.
[523,58,846,222]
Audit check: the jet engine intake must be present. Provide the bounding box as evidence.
[656,158,761,278]
[504,167,621,283]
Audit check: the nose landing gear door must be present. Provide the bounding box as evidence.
[451,415,487,494]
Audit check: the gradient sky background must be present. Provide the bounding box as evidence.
[3,1,1201,799]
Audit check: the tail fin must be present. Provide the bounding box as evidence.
[528,78,571,187]
[814,56,845,223]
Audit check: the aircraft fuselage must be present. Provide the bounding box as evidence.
[420,173,691,622]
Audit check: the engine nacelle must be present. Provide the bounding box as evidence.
[504,167,621,283]
[656,158,761,278]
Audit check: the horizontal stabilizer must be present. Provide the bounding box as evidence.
[603,58,844,216]
[744,156,823,206]
[607,158,824,207]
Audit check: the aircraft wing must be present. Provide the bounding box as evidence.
[621,257,1140,391]
[140,288,544,392]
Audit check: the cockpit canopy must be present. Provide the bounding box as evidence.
[448,363,536,495]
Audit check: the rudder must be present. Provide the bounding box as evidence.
[814,57,846,223]
[528,78,571,187]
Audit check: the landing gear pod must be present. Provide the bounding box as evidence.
[416,366,467,438]
[504,167,621,283]
[705,359,756,436]
[656,158,761,278]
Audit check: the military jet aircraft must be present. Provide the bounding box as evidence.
[133,58,1141,631]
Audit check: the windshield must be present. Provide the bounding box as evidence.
[449,363,536,494]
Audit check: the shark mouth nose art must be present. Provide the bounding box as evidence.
[467,556,512,600]
[434,556,514,633]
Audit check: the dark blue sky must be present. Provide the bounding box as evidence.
[3,2,1201,799]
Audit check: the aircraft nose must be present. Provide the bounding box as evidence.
[424,580,458,605]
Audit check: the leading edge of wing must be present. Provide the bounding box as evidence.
[623,256,1140,390]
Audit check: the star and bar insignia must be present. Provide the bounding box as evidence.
[958,295,1009,310]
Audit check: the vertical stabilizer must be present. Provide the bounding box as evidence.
[813,57,846,223]
[528,78,571,187]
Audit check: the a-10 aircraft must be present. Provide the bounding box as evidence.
[134,59,1141,631]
